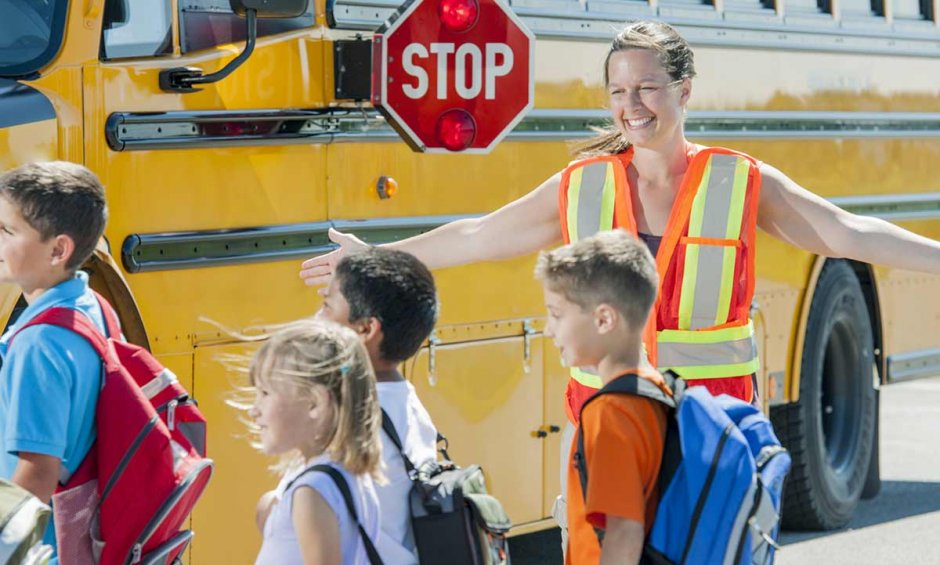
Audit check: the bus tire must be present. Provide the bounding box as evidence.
[860,384,881,500]
[770,260,876,530]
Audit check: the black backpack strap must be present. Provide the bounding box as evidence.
[285,465,384,565]
[574,371,679,545]
[381,409,418,476]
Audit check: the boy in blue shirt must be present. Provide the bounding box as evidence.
[0,161,110,557]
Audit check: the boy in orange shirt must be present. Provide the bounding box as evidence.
[535,230,670,565]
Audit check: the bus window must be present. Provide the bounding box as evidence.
[784,0,834,24]
[840,0,887,25]
[722,0,779,23]
[179,0,314,54]
[893,0,935,26]
[102,0,173,60]
[0,0,67,78]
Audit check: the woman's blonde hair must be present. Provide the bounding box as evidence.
[250,319,382,478]
[574,20,697,157]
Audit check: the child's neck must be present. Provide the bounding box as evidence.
[596,347,644,386]
[373,366,405,383]
[23,271,75,304]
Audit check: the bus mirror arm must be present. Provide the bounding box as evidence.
[159,9,258,93]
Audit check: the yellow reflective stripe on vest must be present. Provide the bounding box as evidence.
[569,342,653,389]
[566,166,583,242]
[662,359,761,380]
[566,161,618,243]
[678,159,712,330]
[678,154,751,330]
[570,366,604,388]
[657,320,759,379]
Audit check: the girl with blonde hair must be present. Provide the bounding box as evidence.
[248,319,383,565]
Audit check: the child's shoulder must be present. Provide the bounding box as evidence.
[582,392,668,447]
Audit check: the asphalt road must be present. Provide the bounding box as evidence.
[509,375,940,564]
[776,375,940,565]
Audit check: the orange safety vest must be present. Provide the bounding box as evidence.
[558,144,762,423]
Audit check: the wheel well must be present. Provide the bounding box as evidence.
[846,260,884,385]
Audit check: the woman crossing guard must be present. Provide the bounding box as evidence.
[300,18,940,553]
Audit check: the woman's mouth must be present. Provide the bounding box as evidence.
[626,116,654,130]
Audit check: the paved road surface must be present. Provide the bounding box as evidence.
[777,376,940,565]
[509,376,940,564]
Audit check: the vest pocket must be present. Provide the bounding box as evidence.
[673,237,743,330]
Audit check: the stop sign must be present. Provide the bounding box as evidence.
[372,0,534,153]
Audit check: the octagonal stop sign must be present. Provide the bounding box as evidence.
[372,0,534,153]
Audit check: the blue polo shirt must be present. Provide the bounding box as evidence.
[0,271,106,553]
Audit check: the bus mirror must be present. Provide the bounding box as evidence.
[160,1,309,92]
[230,0,309,18]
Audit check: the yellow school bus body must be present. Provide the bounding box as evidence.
[1,0,939,561]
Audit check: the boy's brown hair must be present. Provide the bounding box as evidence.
[0,161,108,270]
[535,230,658,330]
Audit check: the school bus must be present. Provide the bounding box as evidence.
[2,0,939,561]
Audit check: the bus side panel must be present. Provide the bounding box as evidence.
[408,335,545,526]
[191,342,272,564]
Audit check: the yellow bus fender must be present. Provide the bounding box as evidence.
[788,256,885,403]
[84,241,150,350]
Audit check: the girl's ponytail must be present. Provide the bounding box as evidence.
[329,338,382,477]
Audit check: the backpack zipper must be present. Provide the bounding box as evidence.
[680,422,734,565]
[128,458,214,563]
[731,446,789,564]
[98,415,160,507]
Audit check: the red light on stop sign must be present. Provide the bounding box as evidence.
[438,0,479,32]
[436,109,476,151]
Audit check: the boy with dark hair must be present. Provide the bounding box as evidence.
[0,161,112,560]
[315,247,439,564]
[535,230,669,565]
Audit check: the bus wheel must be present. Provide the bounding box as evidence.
[771,260,876,530]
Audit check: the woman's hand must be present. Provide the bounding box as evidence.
[299,228,370,290]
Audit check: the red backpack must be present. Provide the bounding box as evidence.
[11,293,213,565]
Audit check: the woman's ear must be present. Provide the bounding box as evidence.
[679,77,692,106]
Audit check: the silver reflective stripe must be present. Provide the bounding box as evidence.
[689,244,731,329]
[723,478,758,565]
[658,335,758,368]
[699,154,740,238]
[575,162,610,239]
[140,368,179,399]
[688,154,743,329]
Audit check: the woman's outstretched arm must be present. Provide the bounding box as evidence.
[757,163,940,273]
[300,172,564,286]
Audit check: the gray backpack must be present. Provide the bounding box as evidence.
[381,411,512,565]
[0,479,53,565]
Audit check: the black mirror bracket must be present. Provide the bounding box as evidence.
[159,9,257,93]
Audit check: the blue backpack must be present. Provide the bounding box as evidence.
[575,371,791,565]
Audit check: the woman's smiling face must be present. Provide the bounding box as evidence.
[606,49,690,150]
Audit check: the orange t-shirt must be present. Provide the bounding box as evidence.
[565,375,669,565]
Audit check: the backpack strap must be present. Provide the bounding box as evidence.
[574,371,681,545]
[9,307,111,363]
[380,409,418,478]
[92,291,122,340]
[305,465,384,565]
[284,465,384,565]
